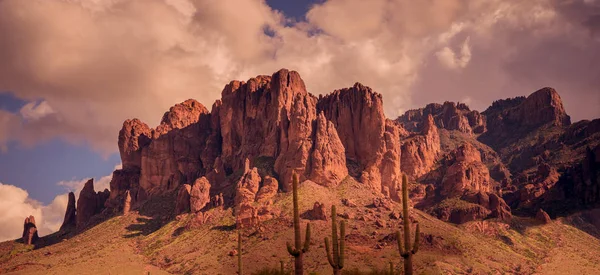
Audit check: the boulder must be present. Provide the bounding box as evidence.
[303,202,328,221]
[190,177,211,213]
[255,176,278,204]
[536,208,552,224]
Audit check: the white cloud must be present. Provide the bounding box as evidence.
[0,0,597,155]
[0,183,52,241]
[0,164,120,242]
[19,100,56,121]
[436,36,472,69]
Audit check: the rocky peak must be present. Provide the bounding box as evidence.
[22,215,39,245]
[59,192,76,231]
[483,87,571,130]
[75,179,108,231]
[396,101,485,134]
[316,82,385,169]
[154,99,209,137]
[118,119,151,169]
[76,179,97,230]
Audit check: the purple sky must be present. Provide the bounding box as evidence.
[0,0,599,240]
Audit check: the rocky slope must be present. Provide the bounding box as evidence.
[397,87,600,218]
[2,178,600,274]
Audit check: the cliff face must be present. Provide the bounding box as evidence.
[97,68,599,225]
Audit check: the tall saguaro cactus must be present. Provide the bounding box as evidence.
[286,173,311,275]
[396,174,420,275]
[324,205,345,275]
[238,230,243,275]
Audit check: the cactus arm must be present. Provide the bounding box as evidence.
[396,230,407,257]
[339,220,345,268]
[287,241,299,257]
[302,223,311,253]
[412,223,420,254]
[325,237,335,267]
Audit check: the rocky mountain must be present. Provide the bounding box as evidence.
[3,68,599,274]
[95,69,599,229]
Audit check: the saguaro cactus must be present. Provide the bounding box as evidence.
[286,173,311,275]
[389,261,394,275]
[324,205,345,275]
[238,230,243,275]
[396,174,420,275]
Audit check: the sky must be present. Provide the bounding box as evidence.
[0,0,599,241]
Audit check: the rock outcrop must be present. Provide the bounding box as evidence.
[303,202,328,221]
[536,208,552,224]
[123,190,132,215]
[317,83,402,198]
[60,192,76,231]
[22,216,39,245]
[400,114,440,178]
[76,179,108,230]
[190,177,211,213]
[441,143,492,197]
[255,176,278,204]
[98,68,598,227]
[397,101,487,134]
[175,184,192,215]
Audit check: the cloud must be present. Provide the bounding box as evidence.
[19,100,56,121]
[0,182,56,241]
[0,164,119,242]
[436,36,472,69]
[0,0,598,156]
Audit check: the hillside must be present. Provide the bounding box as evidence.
[2,178,600,274]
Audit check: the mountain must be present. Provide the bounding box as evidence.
[2,69,599,274]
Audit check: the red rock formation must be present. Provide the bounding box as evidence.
[397,102,486,134]
[432,201,491,224]
[138,99,212,200]
[123,190,132,215]
[536,208,552,224]
[22,216,39,245]
[76,179,99,230]
[119,119,152,170]
[235,161,262,207]
[175,184,192,215]
[105,168,140,210]
[190,177,211,213]
[441,143,492,197]
[401,114,440,178]
[308,112,348,187]
[303,202,328,221]
[317,83,401,198]
[488,193,512,221]
[60,192,76,231]
[255,176,278,204]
